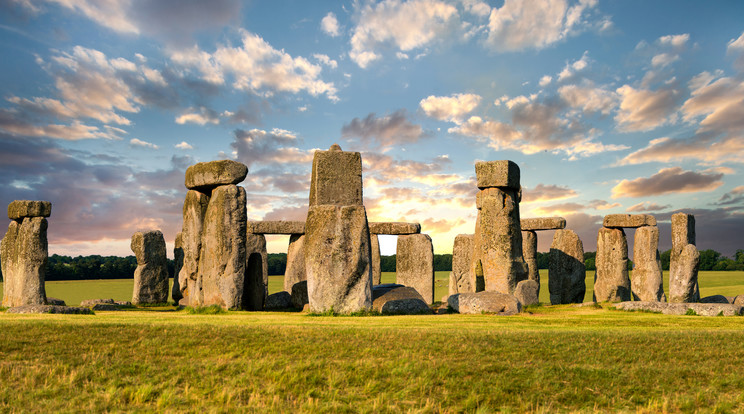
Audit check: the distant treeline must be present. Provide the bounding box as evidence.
[0,249,741,281]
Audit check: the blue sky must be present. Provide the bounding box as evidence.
[1,0,743,259]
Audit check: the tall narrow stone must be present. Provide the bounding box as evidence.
[631,226,665,302]
[1,215,48,307]
[131,230,169,304]
[521,230,539,294]
[593,227,630,302]
[284,234,306,292]
[245,232,268,310]
[177,190,209,306]
[548,229,585,304]
[669,213,700,303]
[449,234,474,295]
[397,233,434,303]
[172,232,184,303]
[370,234,381,285]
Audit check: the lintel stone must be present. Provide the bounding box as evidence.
[520,217,566,231]
[603,214,656,228]
[185,160,248,191]
[8,200,52,220]
[475,160,520,190]
[369,222,421,235]
[248,220,306,235]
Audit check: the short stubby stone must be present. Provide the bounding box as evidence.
[549,229,586,304]
[8,200,52,219]
[475,160,520,190]
[396,233,435,303]
[449,234,474,295]
[448,291,522,315]
[248,220,305,235]
[131,230,169,304]
[669,244,700,303]
[615,301,744,316]
[700,295,730,304]
[185,160,248,191]
[2,216,48,307]
[291,280,309,309]
[520,217,566,231]
[264,291,292,310]
[368,222,421,235]
[284,234,307,292]
[631,226,666,302]
[521,230,539,293]
[308,146,362,206]
[370,234,381,285]
[245,233,268,311]
[372,284,432,315]
[603,214,656,228]
[593,227,630,303]
[514,279,539,306]
[7,305,93,315]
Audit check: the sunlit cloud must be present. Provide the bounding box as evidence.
[611,167,724,199]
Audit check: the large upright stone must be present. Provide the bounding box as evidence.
[593,227,630,302]
[449,234,474,295]
[521,230,539,295]
[196,184,247,309]
[131,230,169,304]
[308,144,363,206]
[177,190,209,306]
[245,232,268,311]
[370,234,381,285]
[172,232,184,303]
[603,214,656,228]
[631,226,665,302]
[548,229,585,304]
[1,216,48,307]
[368,222,420,235]
[284,234,306,292]
[397,233,435,304]
[185,160,248,191]
[520,217,566,231]
[7,200,52,220]
[669,213,700,303]
[475,160,520,189]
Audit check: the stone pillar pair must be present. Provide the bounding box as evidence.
[519,217,570,302]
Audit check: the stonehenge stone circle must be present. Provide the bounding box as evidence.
[247,220,305,235]
[593,227,630,302]
[396,233,435,303]
[172,232,184,303]
[669,213,700,303]
[449,234,474,295]
[368,222,420,235]
[1,201,50,307]
[130,230,169,304]
[370,234,381,285]
[521,230,539,293]
[603,214,656,228]
[631,226,666,302]
[177,190,209,306]
[185,160,248,191]
[549,229,585,304]
[448,291,522,315]
[520,217,566,231]
[245,232,268,311]
[284,234,307,292]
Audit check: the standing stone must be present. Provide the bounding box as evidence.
[514,279,539,306]
[669,213,700,303]
[449,234,474,295]
[631,226,666,302]
[521,230,539,295]
[1,216,48,307]
[196,184,247,309]
[177,190,209,306]
[131,230,169,304]
[172,232,184,303]
[370,234,381,285]
[397,233,435,304]
[593,227,630,302]
[549,229,585,304]
[245,232,268,311]
[284,234,306,292]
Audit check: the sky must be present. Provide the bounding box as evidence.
[0,0,743,260]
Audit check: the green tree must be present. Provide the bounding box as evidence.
[660,249,671,271]
[698,249,722,271]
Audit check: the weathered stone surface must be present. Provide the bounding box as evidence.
[475,160,520,190]
[734,295,744,306]
[372,284,432,314]
[197,184,247,309]
[669,213,700,303]
[448,291,522,315]
[80,298,115,307]
[91,303,122,311]
[397,234,435,303]
[245,233,268,311]
[264,291,292,310]
[603,214,656,228]
[514,279,539,306]
[291,280,308,309]
[549,229,586,304]
[370,234,381,285]
[700,295,730,304]
[7,200,51,219]
[449,234,474,295]
[520,217,566,231]
[308,145,362,206]
[47,297,66,306]
[185,160,247,191]
[7,305,93,314]
[368,222,421,235]
[248,220,305,235]
[284,234,307,292]
[1,217,48,307]
[521,230,539,296]
[671,212,695,248]
[593,227,630,303]
[172,232,184,303]
[615,301,744,316]
[131,230,169,304]
[472,186,528,295]
[631,226,666,302]
[304,205,372,313]
[177,190,209,306]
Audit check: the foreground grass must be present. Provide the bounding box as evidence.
[1,307,744,412]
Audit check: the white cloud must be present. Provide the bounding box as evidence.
[321,12,340,37]
[419,93,481,123]
[558,83,617,115]
[728,31,744,71]
[174,107,220,125]
[175,141,193,150]
[557,51,590,82]
[658,33,689,48]
[313,53,338,69]
[539,75,553,87]
[130,138,159,149]
[614,84,679,131]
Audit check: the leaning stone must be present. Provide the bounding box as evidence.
[593,227,630,303]
[397,234,435,303]
[514,279,539,306]
[372,284,432,315]
[631,226,665,302]
[603,214,656,228]
[1,217,48,307]
[700,295,730,304]
[308,145,363,206]
[669,244,700,303]
[520,217,566,231]
[46,297,66,306]
[521,230,539,296]
[284,234,307,292]
[177,190,209,306]
[172,232,184,304]
[549,229,586,304]
[475,160,520,190]
[449,234,474,295]
[370,234,381,285]
[7,200,52,219]
[245,233,268,311]
[6,305,93,315]
[448,291,522,315]
[247,220,305,235]
[369,222,421,235]
[131,230,169,304]
[291,280,309,310]
[184,160,248,191]
[264,291,292,310]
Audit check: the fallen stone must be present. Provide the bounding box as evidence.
[521,230,539,296]
[177,190,209,306]
[396,234,435,304]
[264,291,293,310]
[308,145,363,206]
[172,232,184,304]
[370,234,381,285]
[549,229,586,304]
[185,160,248,191]
[284,234,307,292]
[520,217,566,231]
[448,291,522,315]
[734,295,744,306]
[248,220,305,235]
[475,160,520,190]
[91,303,122,311]
[700,295,730,304]
[7,200,51,219]
[603,214,657,228]
[669,213,700,303]
[593,227,630,303]
[368,222,421,235]
[131,230,169,304]
[615,301,744,316]
[371,284,432,315]
[1,216,48,307]
[245,233,268,311]
[514,279,539,306]
[449,234,474,295]
[6,305,93,314]
[291,280,308,310]
[631,226,666,302]
[80,298,115,307]
[47,297,66,306]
